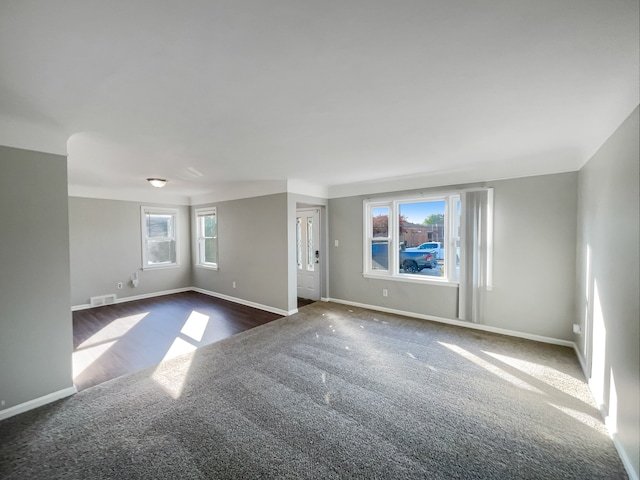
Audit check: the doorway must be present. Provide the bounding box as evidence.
[296,208,321,301]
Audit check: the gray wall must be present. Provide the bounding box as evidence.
[484,173,578,339]
[68,198,191,306]
[192,193,290,313]
[575,106,639,477]
[328,172,578,340]
[0,146,74,410]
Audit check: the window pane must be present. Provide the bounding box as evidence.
[371,207,389,237]
[142,207,178,269]
[204,238,217,263]
[204,215,216,238]
[306,217,314,271]
[398,201,445,277]
[296,217,302,270]
[371,239,389,271]
[195,210,217,266]
[147,240,176,264]
[147,214,173,238]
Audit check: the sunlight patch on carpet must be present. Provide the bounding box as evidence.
[482,350,586,399]
[152,346,196,399]
[439,341,544,394]
[151,310,210,399]
[547,402,608,432]
[161,337,198,363]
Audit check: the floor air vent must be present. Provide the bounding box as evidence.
[90,294,117,307]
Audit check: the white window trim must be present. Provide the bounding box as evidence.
[195,207,218,270]
[362,193,460,286]
[362,271,460,287]
[364,200,395,274]
[141,206,180,270]
[195,264,219,271]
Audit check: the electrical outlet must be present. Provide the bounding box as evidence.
[117,282,123,289]
[335,240,339,247]
[382,289,388,297]
[572,324,582,334]
[0,400,5,407]
[232,281,236,288]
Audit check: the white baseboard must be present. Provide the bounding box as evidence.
[573,344,638,480]
[71,287,193,311]
[327,297,574,347]
[0,385,77,421]
[572,342,588,377]
[73,286,296,316]
[192,288,294,316]
[602,404,639,480]
[611,435,639,480]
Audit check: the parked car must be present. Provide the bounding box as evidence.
[399,244,438,272]
[371,242,438,272]
[409,242,445,260]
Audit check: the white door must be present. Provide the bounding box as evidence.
[296,208,320,300]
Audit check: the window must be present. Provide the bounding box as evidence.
[296,214,316,271]
[370,205,391,271]
[195,207,218,269]
[364,189,494,322]
[364,194,461,284]
[296,217,302,269]
[141,207,178,269]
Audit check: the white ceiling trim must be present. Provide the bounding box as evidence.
[328,154,581,199]
[189,180,289,206]
[286,179,329,199]
[68,185,191,206]
[0,115,68,156]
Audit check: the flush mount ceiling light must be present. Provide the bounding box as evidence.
[147,178,167,188]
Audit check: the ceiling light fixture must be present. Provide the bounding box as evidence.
[147,178,167,188]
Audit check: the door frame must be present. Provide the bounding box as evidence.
[296,207,322,301]
[290,202,327,312]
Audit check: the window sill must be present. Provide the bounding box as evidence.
[363,272,459,288]
[142,264,180,271]
[196,264,219,271]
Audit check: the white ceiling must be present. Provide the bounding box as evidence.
[1,1,638,204]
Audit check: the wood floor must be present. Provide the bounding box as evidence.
[297,297,315,308]
[72,291,282,390]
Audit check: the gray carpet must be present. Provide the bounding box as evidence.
[0,302,627,479]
